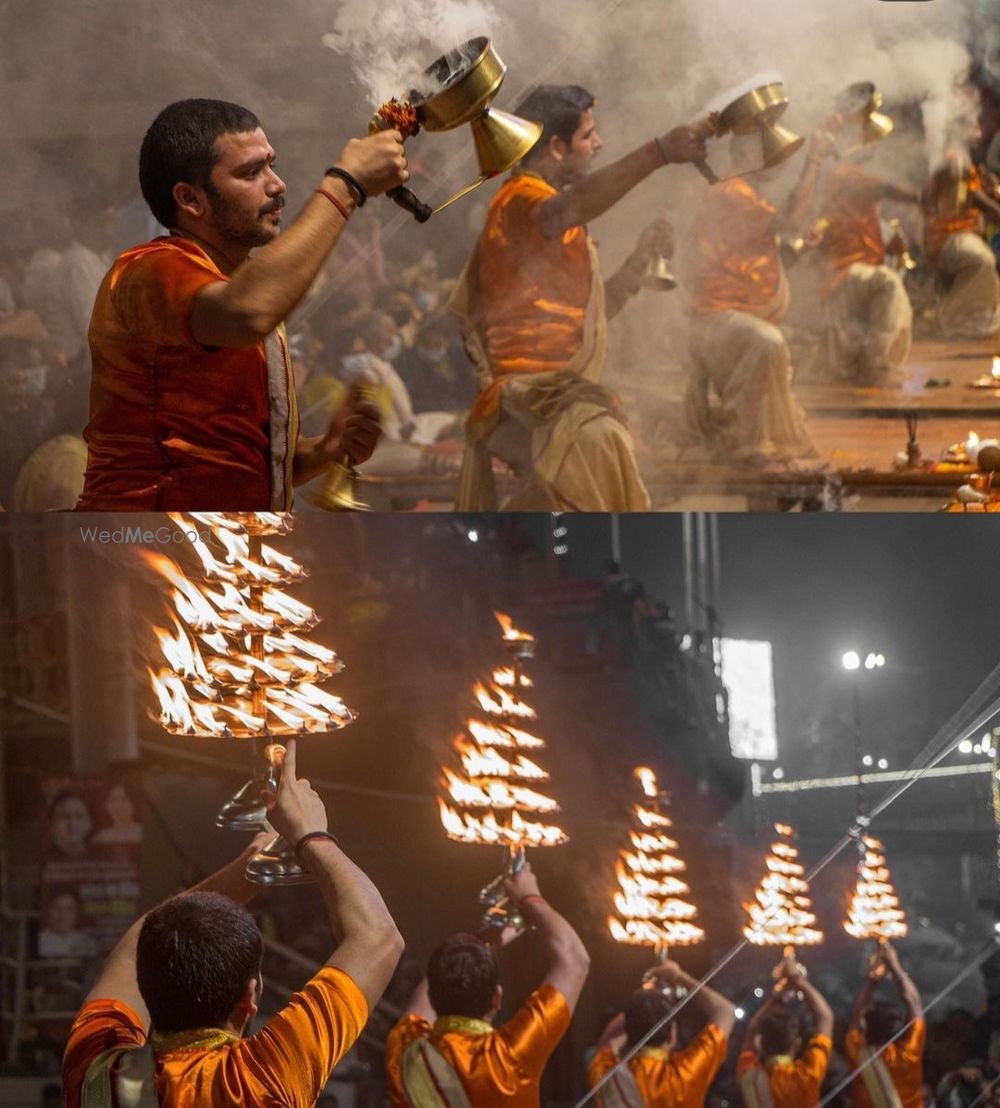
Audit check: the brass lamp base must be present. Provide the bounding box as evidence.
[245,833,314,886]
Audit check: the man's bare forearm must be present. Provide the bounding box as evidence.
[219,179,359,339]
[604,258,646,319]
[775,157,824,234]
[540,144,662,239]
[301,840,400,949]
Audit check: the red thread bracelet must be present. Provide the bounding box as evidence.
[315,187,351,222]
[519,894,548,909]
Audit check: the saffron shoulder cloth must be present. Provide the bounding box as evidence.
[400,1037,476,1108]
[450,239,627,511]
[80,1045,158,1108]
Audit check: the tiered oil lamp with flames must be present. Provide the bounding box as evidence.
[608,766,704,983]
[145,512,356,885]
[744,822,824,988]
[438,612,566,930]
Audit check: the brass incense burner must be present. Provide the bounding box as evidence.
[699,80,805,184]
[371,37,542,222]
[836,82,894,156]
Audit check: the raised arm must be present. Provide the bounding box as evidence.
[881,944,922,1022]
[773,130,838,234]
[850,965,882,1032]
[266,739,405,1012]
[790,974,834,1041]
[596,1011,627,1052]
[647,960,737,1038]
[742,992,781,1055]
[82,830,272,1027]
[189,132,408,348]
[504,862,591,1012]
[538,125,710,240]
[403,976,435,1022]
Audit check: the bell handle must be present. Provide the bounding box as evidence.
[387,185,434,223]
[694,159,719,185]
[432,174,493,215]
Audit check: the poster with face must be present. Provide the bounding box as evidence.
[38,778,142,958]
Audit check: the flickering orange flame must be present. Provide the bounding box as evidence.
[442,768,559,812]
[744,823,824,947]
[438,800,567,846]
[454,738,548,781]
[844,836,908,940]
[492,666,533,688]
[147,515,351,738]
[635,766,659,798]
[473,682,537,719]
[993,357,1000,381]
[494,612,535,643]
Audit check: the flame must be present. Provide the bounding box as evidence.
[492,666,533,688]
[473,682,537,719]
[454,738,548,781]
[147,514,353,738]
[464,720,545,752]
[608,918,705,947]
[844,836,908,940]
[442,768,559,812]
[494,612,535,643]
[744,822,824,947]
[993,358,1000,381]
[635,805,672,829]
[630,830,680,854]
[438,800,567,846]
[635,766,659,798]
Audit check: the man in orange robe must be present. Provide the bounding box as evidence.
[686,130,837,464]
[923,157,1000,339]
[76,98,409,511]
[384,861,590,1108]
[451,84,710,510]
[817,157,920,382]
[62,739,404,1108]
[736,967,834,1108]
[588,959,736,1108]
[845,944,925,1108]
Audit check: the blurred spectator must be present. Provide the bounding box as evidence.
[37,889,97,959]
[396,309,476,412]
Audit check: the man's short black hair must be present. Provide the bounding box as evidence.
[863,999,902,1046]
[427,933,498,1018]
[139,98,262,229]
[760,1008,801,1056]
[136,891,263,1032]
[515,85,596,165]
[624,988,673,1048]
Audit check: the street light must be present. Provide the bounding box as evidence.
[842,651,861,671]
[842,647,886,817]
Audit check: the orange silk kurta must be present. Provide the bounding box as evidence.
[924,168,983,262]
[467,173,593,424]
[736,1036,832,1108]
[77,235,298,511]
[821,164,886,289]
[62,967,367,1108]
[589,1025,729,1108]
[690,178,783,319]
[845,1020,925,1108]
[384,984,571,1108]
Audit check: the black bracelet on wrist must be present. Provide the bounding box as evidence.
[653,135,670,166]
[294,830,339,863]
[324,166,367,207]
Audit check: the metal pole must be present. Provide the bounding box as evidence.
[610,514,622,566]
[682,514,695,630]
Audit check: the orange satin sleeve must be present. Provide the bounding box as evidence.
[821,163,887,287]
[690,178,783,317]
[386,986,570,1108]
[588,1044,619,1089]
[385,1014,432,1108]
[739,1037,831,1108]
[924,167,984,261]
[109,240,224,350]
[62,998,148,1108]
[495,983,571,1077]
[667,1023,728,1106]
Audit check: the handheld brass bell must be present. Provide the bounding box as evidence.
[371,37,543,223]
[885,218,917,272]
[697,79,806,184]
[312,381,380,512]
[835,82,894,157]
[641,255,678,292]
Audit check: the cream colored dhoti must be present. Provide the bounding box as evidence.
[824,263,913,382]
[686,310,815,461]
[935,231,1000,340]
[451,243,651,512]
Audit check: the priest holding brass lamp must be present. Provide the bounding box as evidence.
[815,83,920,384]
[686,78,835,466]
[451,80,711,511]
